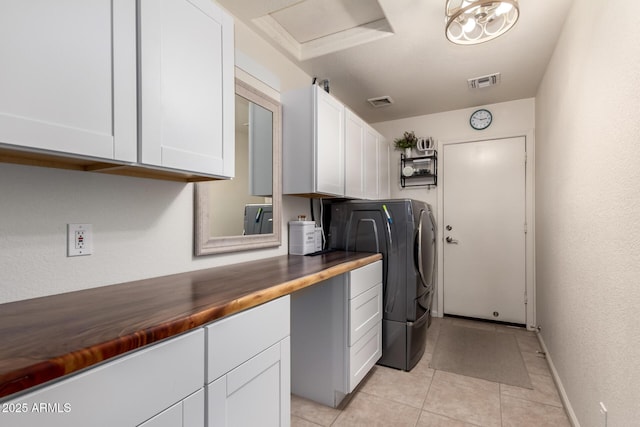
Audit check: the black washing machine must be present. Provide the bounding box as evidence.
[327,199,436,371]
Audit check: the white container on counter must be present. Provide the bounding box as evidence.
[289,221,319,255]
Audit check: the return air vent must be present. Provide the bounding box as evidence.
[367,96,394,108]
[468,73,501,89]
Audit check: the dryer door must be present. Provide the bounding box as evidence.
[415,208,436,292]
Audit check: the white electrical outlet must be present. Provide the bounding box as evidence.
[67,224,93,257]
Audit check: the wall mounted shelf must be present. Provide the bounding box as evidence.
[400,151,437,188]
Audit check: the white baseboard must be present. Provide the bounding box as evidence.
[536,333,581,427]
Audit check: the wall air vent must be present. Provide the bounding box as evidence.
[468,73,501,89]
[367,96,394,108]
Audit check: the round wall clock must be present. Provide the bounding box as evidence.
[470,109,492,130]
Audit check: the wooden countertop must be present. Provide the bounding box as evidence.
[0,251,381,399]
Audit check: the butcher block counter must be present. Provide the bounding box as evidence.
[0,251,381,400]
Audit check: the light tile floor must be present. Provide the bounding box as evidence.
[291,316,571,427]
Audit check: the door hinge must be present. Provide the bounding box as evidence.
[524,221,528,234]
[524,152,527,164]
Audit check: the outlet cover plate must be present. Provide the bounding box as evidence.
[67,223,93,257]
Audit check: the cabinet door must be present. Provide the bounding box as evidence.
[139,0,234,177]
[139,402,182,427]
[377,136,391,199]
[315,88,345,196]
[138,389,204,427]
[207,338,291,427]
[347,261,383,392]
[345,109,365,199]
[348,321,382,392]
[0,0,136,161]
[363,127,380,199]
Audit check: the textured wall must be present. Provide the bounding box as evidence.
[535,0,640,425]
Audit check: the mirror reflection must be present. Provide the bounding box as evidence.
[194,79,282,255]
[208,95,273,237]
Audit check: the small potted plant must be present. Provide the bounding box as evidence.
[393,131,418,157]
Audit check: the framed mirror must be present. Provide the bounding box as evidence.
[194,79,282,255]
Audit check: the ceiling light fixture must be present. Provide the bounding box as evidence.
[445,0,519,45]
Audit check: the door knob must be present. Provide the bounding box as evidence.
[445,236,458,244]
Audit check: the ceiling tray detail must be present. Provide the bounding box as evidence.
[252,0,394,61]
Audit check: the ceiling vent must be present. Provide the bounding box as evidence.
[367,96,394,108]
[468,73,501,89]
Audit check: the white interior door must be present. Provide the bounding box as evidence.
[443,137,526,324]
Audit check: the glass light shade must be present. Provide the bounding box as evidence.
[445,0,519,45]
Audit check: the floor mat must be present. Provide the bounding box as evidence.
[429,323,533,389]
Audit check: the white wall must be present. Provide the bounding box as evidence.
[373,98,535,316]
[0,13,311,304]
[535,0,640,425]
[375,97,534,201]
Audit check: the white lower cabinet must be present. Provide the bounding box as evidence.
[291,261,382,407]
[205,296,291,427]
[1,329,205,427]
[1,297,293,427]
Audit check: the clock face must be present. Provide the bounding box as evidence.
[470,109,492,130]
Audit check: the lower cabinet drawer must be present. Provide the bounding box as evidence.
[349,282,382,346]
[206,296,290,384]
[349,260,382,299]
[1,329,204,427]
[348,322,382,393]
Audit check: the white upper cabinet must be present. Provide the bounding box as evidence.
[363,126,380,200]
[316,89,346,195]
[345,109,365,199]
[345,109,388,200]
[0,0,137,161]
[377,135,391,199]
[139,0,235,178]
[0,0,234,180]
[283,85,345,197]
[283,86,389,199]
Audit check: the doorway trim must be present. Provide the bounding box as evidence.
[435,129,536,329]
